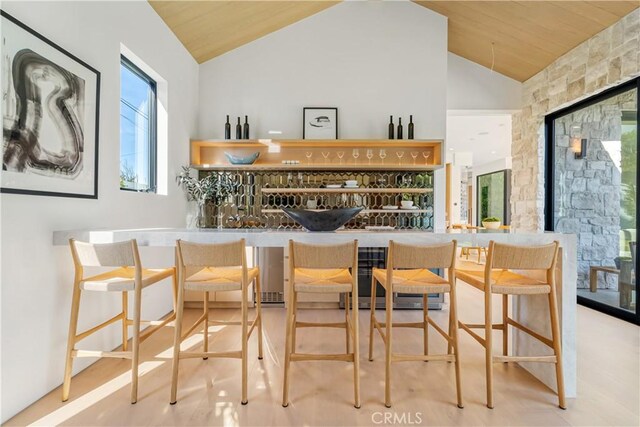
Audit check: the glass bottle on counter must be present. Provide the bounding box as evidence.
[397,117,403,139]
[243,115,250,139]
[408,115,414,139]
[235,117,242,139]
[388,116,394,139]
[224,115,231,139]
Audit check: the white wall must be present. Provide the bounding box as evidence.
[0,1,198,421]
[197,1,448,228]
[447,53,522,111]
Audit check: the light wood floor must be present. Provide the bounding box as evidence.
[5,284,639,426]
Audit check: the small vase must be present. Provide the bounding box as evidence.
[186,200,203,229]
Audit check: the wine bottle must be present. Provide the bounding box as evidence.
[408,115,414,139]
[397,117,403,139]
[224,115,231,139]
[235,117,242,139]
[388,115,394,139]
[243,115,250,139]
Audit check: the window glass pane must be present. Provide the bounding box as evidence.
[478,171,506,223]
[120,59,155,191]
[553,87,637,313]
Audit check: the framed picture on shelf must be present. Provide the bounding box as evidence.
[303,107,338,139]
[1,10,101,199]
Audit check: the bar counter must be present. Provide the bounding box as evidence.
[52,228,577,398]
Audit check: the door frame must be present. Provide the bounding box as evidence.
[544,77,640,325]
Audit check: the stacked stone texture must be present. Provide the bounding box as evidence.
[511,9,640,233]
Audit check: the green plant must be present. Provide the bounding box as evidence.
[120,162,138,188]
[482,216,501,222]
[176,166,236,204]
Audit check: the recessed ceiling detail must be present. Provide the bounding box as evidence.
[415,1,639,82]
[148,1,338,64]
[149,1,639,82]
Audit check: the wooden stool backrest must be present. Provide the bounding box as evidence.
[289,240,358,269]
[176,239,246,269]
[69,238,138,268]
[486,240,560,286]
[387,241,457,270]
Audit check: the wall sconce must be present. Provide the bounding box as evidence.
[571,138,587,159]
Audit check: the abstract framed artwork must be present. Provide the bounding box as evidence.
[303,107,338,139]
[1,10,100,199]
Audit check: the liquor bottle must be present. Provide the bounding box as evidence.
[397,117,403,139]
[408,115,414,139]
[224,115,231,139]
[243,115,250,139]
[235,117,242,139]
[388,115,394,139]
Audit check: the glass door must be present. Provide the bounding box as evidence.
[546,78,639,324]
[476,169,511,225]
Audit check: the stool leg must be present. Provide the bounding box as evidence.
[291,292,298,351]
[502,295,508,358]
[62,282,82,402]
[368,275,377,362]
[447,294,453,357]
[450,284,463,408]
[352,286,361,409]
[241,283,249,405]
[345,291,351,354]
[130,286,142,404]
[484,289,494,409]
[255,276,264,360]
[203,292,209,359]
[170,274,185,405]
[549,289,566,409]
[423,294,429,361]
[282,288,295,407]
[384,288,393,408]
[122,292,129,352]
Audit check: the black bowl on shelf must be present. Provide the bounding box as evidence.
[282,207,363,232]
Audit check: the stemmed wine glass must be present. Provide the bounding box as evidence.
[396,151,404,165]
[379,149,387,164]
[337,151,345,165]
[411,151,419,165]
[366,149,374,164]
[422,151,431,165]
[305,151,313,164]
[322,151,330,164]
[352,149,360,164]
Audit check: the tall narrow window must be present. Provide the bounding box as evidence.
[120,56,156,192]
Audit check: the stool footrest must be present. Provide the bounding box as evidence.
[296,321,347,329]
[180,350,242,360]
[73,349,132,359]
[378,321,423,328]
[493,355,557,363]
[392,353,455,362]
[290,352,353,362]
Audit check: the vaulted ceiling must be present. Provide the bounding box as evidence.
[149,1,639,82]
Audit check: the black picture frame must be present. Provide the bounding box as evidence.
[303,107,338,139]
[0,10,101,199]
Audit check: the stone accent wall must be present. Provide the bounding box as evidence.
[553,92,637,289]
[511,9,640,231]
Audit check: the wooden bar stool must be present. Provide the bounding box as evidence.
[368,240,462,409]
[456,240,565,409]
[63,239,177,404]
[282,240,360,408]
[170,239,263,405]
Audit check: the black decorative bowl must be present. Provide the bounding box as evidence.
[282,207,363,232]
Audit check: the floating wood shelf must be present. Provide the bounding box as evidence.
[261,187,432,194]
[262,208,430,214]
[190,138,443,170]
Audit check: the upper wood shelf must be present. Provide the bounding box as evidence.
[190,138,443,170]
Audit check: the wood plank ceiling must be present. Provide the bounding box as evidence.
[415,1,640,81]
[149,1,639,82]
